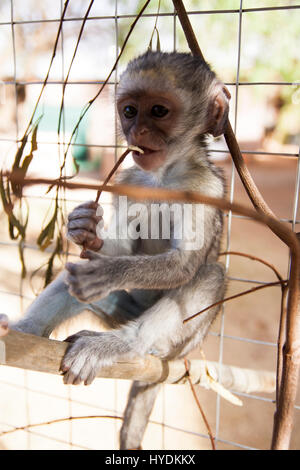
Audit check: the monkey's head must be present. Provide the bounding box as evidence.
[117,51,230,172]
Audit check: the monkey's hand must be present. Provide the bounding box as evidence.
[60,330,131,385]
[65,251,121,303]
[67,201,104,252]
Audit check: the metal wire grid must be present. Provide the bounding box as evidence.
[0,0,299,450]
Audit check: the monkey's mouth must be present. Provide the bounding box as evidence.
[131,144,166,171]
[132,146,160,157]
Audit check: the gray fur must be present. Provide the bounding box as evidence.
[10,51,228,449]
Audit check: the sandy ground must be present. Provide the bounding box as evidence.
[0,156,299,450]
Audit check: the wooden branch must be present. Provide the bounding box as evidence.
[4,173,298,253]
[172,0,276,222]
[0,330,275,395]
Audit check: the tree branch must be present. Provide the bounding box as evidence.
[0,330,275,394]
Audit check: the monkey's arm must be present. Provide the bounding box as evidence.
[65,204,219,303]
[66,249,196,303]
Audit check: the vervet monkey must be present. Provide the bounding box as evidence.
[6,51,229,449]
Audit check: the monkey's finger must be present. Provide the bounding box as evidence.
[61,350,84,380]
[65,260,100,276]
[68,208,102,223]
[65,262,80,275]
[65,262,91,280]
[72,373,83,386]
[84,371,96,386]
[70,200,99,211]
[62,370,81,385]
[83,249,103,261]
[64,334,80,344]
[81,238,103,254]
[68,217,99,232]
[67,229,98,246]
[66,280,85,301]
[64,330,92,343]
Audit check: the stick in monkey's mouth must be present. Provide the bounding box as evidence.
[128,145,145,155]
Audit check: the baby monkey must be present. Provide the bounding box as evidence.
[8,51,229,449]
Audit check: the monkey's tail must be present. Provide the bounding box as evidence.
[119,380,161,450]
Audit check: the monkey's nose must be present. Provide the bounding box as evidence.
[139,127,148,135]
[133,125,149,137]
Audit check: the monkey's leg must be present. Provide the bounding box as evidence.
[119,263,225,450]
[174,262,226,358]
[129,262,226,360]
[12,271,153,337]
[11,272,88,337]
[120,381,161,450]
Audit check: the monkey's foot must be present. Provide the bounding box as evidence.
[60,331,120,386]
[0,314,9,337]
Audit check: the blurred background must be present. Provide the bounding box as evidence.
[0,0,299,450]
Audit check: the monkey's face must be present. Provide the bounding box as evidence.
[117,91,181,172]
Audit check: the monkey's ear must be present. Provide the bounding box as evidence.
[208,84,231,137]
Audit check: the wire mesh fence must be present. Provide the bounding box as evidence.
[0,0,299,450]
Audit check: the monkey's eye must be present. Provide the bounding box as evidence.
[123,105,137,119]
[151,105,169,118]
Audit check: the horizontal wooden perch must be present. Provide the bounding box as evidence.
[0,330,275,396]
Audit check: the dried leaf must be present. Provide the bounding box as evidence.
[12,135,28,170]
[44,236,63,286]
[206,368,243,407]
[12,120,41,198]
[0,172,11,213]
[37,209,57,251]
[148,34,153,51]
[156,29,161,52]
[31,120,39,152]
[18,239,27,279]
[0,173,26,239]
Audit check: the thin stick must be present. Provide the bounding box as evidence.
[219,251,284,284]
[276,284,288,405]
[0,415,123,438]
[79,147,133,257]
[183,280,286,324]
[3,172,298,248]
[184,358,216,450]
[94,148,132,203]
